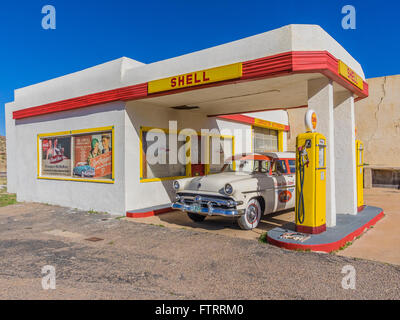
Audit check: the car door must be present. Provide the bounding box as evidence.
[283,159,296,210]
[254,160,275,215]
[271,159,295,212]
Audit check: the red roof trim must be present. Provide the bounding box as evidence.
[12,51,368,120]
[13,83,148,120]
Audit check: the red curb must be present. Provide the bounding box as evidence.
[126,207,173,218]
[267,211,384,253]
[357,205,366,212]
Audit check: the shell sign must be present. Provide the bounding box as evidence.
[148,63,242,94]
[338,60,364,90]
[311,112,317,130]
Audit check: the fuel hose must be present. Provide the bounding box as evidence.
[297,151,306,224]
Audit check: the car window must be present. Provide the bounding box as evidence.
[273,160,288,175]
[288,160,295,173]
[260,160,270,173]
[223,159,271,174]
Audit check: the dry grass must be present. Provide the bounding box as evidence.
[0,187,16,207]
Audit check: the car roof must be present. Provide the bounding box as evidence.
[226,153,271,161]
[264,152,296,159]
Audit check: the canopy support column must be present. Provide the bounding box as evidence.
[308,77,336,227]
[334,91,358,215]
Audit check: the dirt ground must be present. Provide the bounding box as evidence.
[129,208,294,241]
[0,193,399,299]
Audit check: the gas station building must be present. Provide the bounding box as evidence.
[6,24,369,231]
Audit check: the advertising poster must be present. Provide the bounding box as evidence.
[73,132,112,179]
[41,137,72,176]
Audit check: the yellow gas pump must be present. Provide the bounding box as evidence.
[295,110,327,234]
[355,140,364,208]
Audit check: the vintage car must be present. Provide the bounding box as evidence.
[171,152,296,230]
[73,162,96,178]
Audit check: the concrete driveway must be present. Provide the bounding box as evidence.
[337,188,400,265]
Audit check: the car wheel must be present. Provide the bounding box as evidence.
[238,198,261,230]
[187,212,206,222]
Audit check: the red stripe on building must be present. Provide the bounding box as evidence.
[13,83,148,120]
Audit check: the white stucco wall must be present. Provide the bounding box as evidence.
[6,101,126,215]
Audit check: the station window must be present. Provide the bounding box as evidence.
[140,128,234,181]
[208,135,234,174]
[140,128,187,181]
[38,126,114,183]
[253,126,278,152]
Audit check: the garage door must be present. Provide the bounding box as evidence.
[253,126,278,152]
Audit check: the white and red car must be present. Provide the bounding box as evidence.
[172,152,296,230]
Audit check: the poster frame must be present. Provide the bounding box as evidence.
[37,126,115,184]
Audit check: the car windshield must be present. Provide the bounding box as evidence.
[222,160,271,173]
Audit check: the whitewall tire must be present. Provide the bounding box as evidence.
[238,198,261,230]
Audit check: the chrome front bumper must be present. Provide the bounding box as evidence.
[171,201,244,217]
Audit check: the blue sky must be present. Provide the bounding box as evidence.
[1,0,399,136]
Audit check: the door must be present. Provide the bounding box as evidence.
[190,136,205,177]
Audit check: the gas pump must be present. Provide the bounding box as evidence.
[355,140,364,208]
[295,110,327,234]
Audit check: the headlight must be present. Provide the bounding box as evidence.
[173,181,180,190]
[224,183,233,195]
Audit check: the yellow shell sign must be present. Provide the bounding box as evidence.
[253,118,286,131]
[338,60,364,90]
[148,63,243,94]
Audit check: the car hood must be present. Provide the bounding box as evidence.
[184,172,252,193]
